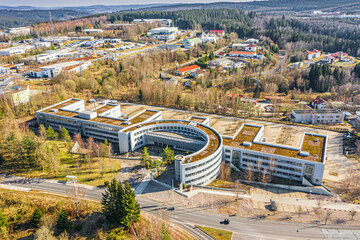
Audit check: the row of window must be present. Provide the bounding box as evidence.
[184,150,222,172]
[185,153,221,178]
[133,125,206,140]
[242,158,301,173]
[242,163,301,179]
[185,165,220,185]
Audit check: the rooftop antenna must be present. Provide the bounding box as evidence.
[49,11,54,36]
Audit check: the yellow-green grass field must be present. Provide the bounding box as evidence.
[197,226,233,240]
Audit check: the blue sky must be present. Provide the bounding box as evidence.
[0,0,255,7]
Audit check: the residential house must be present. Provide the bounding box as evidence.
[245,44,257,52]
[304,49,321,60]
[244,38,259,44]
[183,38,202,49]
[209,30,225,37]
[320,55,335,64]
[310,97,329,109]
[174,65,201,76]
[210,58,232,67]
[191,69,204,78]
[228,51,256,59]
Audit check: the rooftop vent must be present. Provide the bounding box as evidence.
[50,109,58,112]
[123,121,131,125]
[300,151,309,157]
[242,141,252,147]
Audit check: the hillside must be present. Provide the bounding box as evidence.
[139,0,360,13]
[0,9,85,29]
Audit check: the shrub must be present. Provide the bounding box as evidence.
[56,209,70,233]
[0,210,8,228]
[31,208,44,228]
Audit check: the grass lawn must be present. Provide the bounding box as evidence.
[197,226,233,240]
[207,179,235,189]
[1,140,121,187]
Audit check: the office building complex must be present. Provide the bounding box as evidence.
[147,27,178,41]
[36,99,328,186]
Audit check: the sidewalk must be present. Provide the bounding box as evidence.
[251,193,360,213]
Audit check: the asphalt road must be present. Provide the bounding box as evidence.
[0,75,15,94]
[0,174,333,239]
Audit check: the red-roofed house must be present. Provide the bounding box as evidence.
[310,97,328,109]
[265,96,284,102]
[209,30,225,36]
[227,93,243,102]
[245,44,257,52]
[229,51,256,58]
[174,65,201,76]
[304,49,321,60]
[331,51,348,61]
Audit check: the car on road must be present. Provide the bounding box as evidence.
[168,206,175,211]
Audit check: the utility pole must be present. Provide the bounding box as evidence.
[49,11,54,36]
[172,178,174,202]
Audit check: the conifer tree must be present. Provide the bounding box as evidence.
[60,127,70,141]
[102,179,140,229]
[46,126,58,139]
[161,145,175,165]
[140,147,152,169]
[161,222,171,240]
[121,182,140,229]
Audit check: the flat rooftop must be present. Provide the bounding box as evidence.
[222,124,325,163]
[123,119,221,163]
[38,99,327,163]
[292,109,342,115]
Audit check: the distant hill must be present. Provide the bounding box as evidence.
[0,9,86,29]
[0,4,171,28]
[138,0,360,13]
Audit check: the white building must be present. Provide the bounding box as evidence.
[310,97,329,110]
[201,36,219,43]
[223,124,327,185]
[40,36,69,43]
[7,27,31,35]
[291,109,344,124]
[2,85,30,105]
[28,49,79,64]
[183,38,202,49]
[33,41,52,49]
[133,19,172,26]
[30,57,95,78]
[0,45,32,56]
[228,51,256,59]
[245,44,257,52]
[244,38,259,44]
[147,27,178,41]
[210,58,232,67]
[304,49,321,60]
[36,98,328,186]
[83,29,104,34]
